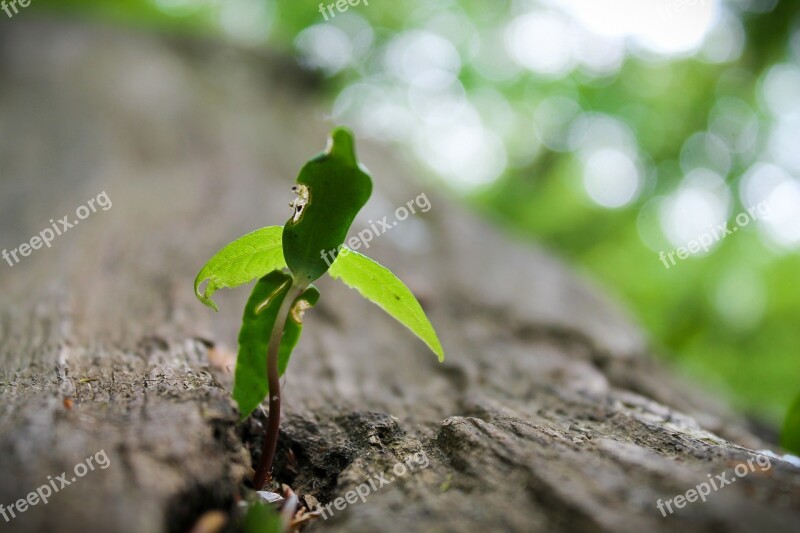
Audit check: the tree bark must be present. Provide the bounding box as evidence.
[0,18,797,533]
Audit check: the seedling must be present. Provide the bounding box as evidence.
[194,128,444,490]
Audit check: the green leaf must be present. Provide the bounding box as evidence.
[328,248,444,362]
[782,394,800,455]
[282,127,373,284]
[243,502,283,533]
[233,271,319,419]
[194,226,287,311]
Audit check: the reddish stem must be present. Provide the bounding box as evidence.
[253,283,304,490]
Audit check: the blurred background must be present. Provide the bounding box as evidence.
[18,0,800,426]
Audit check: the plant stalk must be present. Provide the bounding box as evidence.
[253,281,305,490]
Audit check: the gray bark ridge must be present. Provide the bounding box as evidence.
[0,18,797,533]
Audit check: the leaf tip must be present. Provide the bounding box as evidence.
[326,127,357,164]
[200,294,220,312]
[194,276,220,311]
[430,340,445,362]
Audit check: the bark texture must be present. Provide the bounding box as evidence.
[0,18,798,533]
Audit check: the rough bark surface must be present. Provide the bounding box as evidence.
[0,18,798,533]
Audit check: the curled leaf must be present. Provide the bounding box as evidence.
[194,226,286,311]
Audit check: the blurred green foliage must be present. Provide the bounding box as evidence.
[782,394,800,454]
[29,0,800,425]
